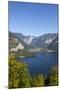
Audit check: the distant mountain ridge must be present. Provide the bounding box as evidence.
[12,32,35,45]
[9,31,58,52]
[30,33,57,48]
[48,36,58,51]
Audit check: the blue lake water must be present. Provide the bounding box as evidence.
[18,52,58,75]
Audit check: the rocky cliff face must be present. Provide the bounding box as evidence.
[48,36,58,51]
[9,32,24,52]
[24,36,34,45]
[9,31,58,52]
[30,33,57,48]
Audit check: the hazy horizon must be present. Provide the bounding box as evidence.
[8,1,58,36]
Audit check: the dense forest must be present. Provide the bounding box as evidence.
[9,54,58,89]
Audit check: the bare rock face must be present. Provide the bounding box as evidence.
[44,39,54,44]
[9,31,58,51]
[10,42,24,52]
[24,36,34,45]
[16,43,24,50]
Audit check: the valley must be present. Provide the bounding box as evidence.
[9,31,58,88]
[8,2,58,88]
[9,31,58,53]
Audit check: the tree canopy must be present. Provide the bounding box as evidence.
[9,54,58,88]
[9,54,31,88]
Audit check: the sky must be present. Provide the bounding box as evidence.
[8,1,58,36]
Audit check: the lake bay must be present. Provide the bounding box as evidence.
[18,52,58,75]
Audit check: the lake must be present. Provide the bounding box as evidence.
[18,52,58,75]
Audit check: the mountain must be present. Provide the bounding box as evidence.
[23,36,34,45]
[9,31,29,52]
[9,31,58,52]
[13,32,34,45]
[48,36,58,51]
[30,33,57,48]
[12,32,25,40]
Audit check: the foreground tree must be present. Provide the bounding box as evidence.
[9,54,31,88]
[49,65,58,86]
[31,74,45,87]
[9,53,58,88]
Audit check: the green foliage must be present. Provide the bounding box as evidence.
[31,74,45,87]
[49,65,58,86]
[9,54,31,88]
[9,54,58,88]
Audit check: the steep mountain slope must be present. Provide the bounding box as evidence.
[23,36,34,45]
[13,32,34,45]
[13,32,25,40]
[9,31,58,52]
[48,36,58,51]
[30,33,57,48]
[9,31,29,52]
